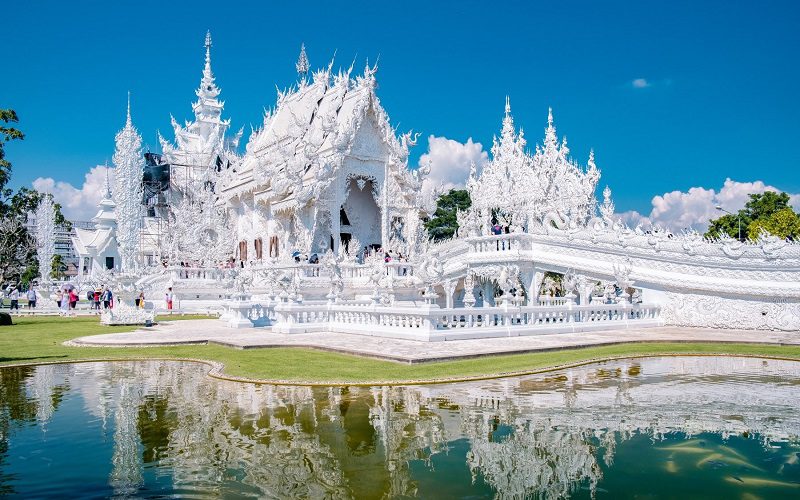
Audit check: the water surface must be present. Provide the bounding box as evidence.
[1,357,799,498]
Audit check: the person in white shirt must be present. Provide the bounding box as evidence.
[26,288,36,308]
[9,288,19,311]
[165,287,174,311]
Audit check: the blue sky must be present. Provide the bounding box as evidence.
[3,0,799,226]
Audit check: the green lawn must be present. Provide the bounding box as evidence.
[2,316,799,385]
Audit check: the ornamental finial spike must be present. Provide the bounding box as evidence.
[296,43,309,80]
[204,31,212,70]
[547,106,553,126]
[505,96,511,116]
[126,91,132,127]
[104,160,112,198]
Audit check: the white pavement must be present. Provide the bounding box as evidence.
[67,319,800,363]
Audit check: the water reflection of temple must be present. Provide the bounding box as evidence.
[1,357,799,498]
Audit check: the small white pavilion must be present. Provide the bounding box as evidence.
[71,182,121,276]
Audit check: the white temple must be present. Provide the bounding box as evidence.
[57,33,800,335]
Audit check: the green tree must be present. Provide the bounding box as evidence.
[424,189,471,241]
[745,191,791,220]
[705,191,794,241]
[50,254,67,281]
[0,109,68,285]
[0,109,25,193]
[747,207,800,240]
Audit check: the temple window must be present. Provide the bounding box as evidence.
[254,238,263,260]
[269,236,279,258]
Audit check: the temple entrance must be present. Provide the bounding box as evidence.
[341,177,381,251]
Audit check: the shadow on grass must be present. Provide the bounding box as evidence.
[0,355,69,363]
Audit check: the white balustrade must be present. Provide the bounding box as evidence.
[256,298,662,339]
[466,234,527,254]
[169,266,232,281]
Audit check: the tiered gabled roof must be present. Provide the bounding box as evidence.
[222,58,425,211]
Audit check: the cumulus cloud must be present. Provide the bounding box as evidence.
[419,135,488,194]
[631,78,651,89]
[618,178,800,233]
[32,165,115,221]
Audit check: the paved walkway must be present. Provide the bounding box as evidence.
[67,319,800,363]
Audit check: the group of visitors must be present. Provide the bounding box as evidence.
[4,286,38,311]
[55,288,79,316]
[86,288,114,310]
[2,283,159,316]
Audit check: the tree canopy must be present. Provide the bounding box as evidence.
[425,189,471,241]
[705,191,799,241]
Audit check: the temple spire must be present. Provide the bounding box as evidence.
[204,30,213,81]
[544,107,557,147]
[126,91,132,127]
[296,43,309,80]
[505,96,511,117]
[192,30,222,126]
[104,160,112,198]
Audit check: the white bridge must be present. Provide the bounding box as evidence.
[149,221,799,340]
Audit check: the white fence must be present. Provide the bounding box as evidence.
[265,300,663,341]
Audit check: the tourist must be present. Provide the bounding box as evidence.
[93,289,101,310]
[9,287,19,311]
[165,287,174,311]
[102,287,112,309]
[137,291,145,309]
[68,289,78,310]
[26,288,37,309]
[60,288,70,316]
[55,289,63,309]
[86,289,94,309]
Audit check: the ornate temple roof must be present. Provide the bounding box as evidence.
[221,56,424,211]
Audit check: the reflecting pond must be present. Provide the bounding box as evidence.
[1,357,799,498]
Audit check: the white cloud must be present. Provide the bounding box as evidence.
[32,165,115,221]
[631,78,651,89]
[419,135,488,194]
[620,178,800,233]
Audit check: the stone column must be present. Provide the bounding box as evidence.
[443,280,457,309]
[331,199,341,255]
[528,270,544,305]
[483,280,495,307]
[380,163,389,250]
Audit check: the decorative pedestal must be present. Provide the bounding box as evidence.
[227,294,253,329]
[218,294,233,322]
[101,300,155,326]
